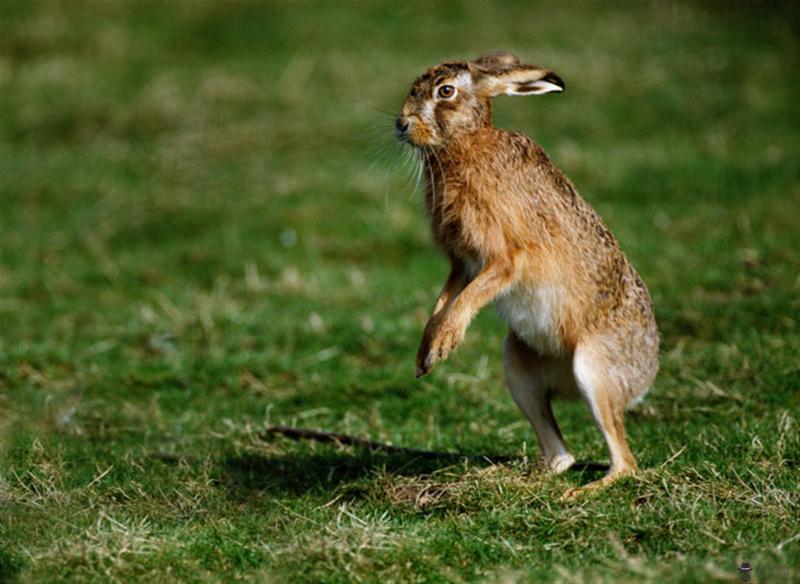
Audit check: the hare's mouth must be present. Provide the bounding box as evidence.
[397,120,438,148]
[394,115,415,144]
[395,129,412,144]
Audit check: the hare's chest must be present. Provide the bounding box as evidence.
[430,196,492,257]
[494,284,567,356]
[429,194,464,242]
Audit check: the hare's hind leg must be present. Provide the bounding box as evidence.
[563,341,638,497]
[504,332,575,474]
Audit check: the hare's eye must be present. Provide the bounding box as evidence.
[437,85,456,99]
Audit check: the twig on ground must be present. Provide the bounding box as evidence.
[261,425,484,460]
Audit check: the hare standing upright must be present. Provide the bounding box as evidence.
[395,52,659,495]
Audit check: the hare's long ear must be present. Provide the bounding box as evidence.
[473,61,565,97]
[473,51,521,69]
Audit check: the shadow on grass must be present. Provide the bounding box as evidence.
[218,448,609,498]
[150,428,609,497]
[221,450,465,496]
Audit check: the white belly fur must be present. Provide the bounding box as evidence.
[494,284,566,356]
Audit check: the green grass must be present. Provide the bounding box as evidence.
[1,1,799,582]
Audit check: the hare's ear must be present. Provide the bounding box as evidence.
[473,51,521,69]
[473,64,565,97]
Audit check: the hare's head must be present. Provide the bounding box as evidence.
[396,52,564,148]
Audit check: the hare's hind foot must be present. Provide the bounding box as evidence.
[546,453,575,474]
[560,465,635,500]
[504,333,578,475]
[573,342,641,472]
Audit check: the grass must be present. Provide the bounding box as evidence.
[1,0,799,582]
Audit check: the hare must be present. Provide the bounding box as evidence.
[395,52,659,495]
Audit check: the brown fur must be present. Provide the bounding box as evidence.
[396,52,659,495]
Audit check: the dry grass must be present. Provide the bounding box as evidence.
[2,0,799,582]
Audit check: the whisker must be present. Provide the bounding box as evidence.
[365,135,406,211]
[366,140,398,175]
[363,103,399,118]
[387,142,411,210]
[413,148,424,197]
[399,146,421,198]
[407,147,425,202]
[425,148,437,216]
[365,123,398,134]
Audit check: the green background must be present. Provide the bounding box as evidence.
[1,1,798,581]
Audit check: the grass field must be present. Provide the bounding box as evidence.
[1,1,799,582]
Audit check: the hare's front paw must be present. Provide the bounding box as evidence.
[415,316,466,377]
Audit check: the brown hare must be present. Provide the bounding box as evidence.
[395,51,659,496]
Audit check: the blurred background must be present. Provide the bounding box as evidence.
[1,1,798,581]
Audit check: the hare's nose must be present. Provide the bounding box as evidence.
[395,116,410,134]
